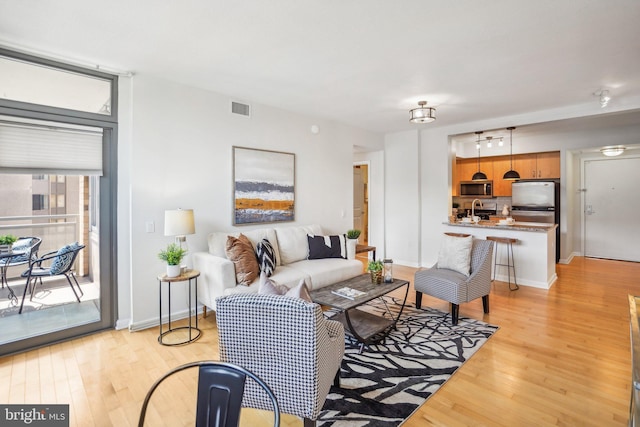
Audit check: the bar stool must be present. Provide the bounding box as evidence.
[486,236,519,291]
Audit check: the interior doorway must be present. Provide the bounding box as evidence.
[353,163,369,245]
[583,156,640,262]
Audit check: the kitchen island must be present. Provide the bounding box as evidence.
[443,220,558,289]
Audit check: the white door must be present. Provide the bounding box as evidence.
[353,166,364,232]
[584,157,640,261]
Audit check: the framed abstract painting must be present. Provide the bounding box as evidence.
[233,146,295,225]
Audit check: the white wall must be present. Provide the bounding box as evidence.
[383,131,420,267]
[119,74,381,328]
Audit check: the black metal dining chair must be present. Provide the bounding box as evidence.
[138,361,280,427]
[19,242,85,314]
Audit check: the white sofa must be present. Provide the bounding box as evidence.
[193,224,363,312]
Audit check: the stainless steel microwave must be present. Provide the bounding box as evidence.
[460,180,493,198]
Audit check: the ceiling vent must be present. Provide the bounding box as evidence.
[231,101,251,117]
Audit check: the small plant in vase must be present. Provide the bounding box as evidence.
[346,229,361,241]
[158,243,187,277]
[367,260,383,284]
[0,234,17,252]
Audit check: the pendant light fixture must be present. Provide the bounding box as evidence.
[503,126,520,180]
[409,101,436,123]
[472,131,487,181]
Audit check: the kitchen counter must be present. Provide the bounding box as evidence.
[442,220,557,289]
[444,220,557,232]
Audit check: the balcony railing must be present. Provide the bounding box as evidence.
[0,214,81,280]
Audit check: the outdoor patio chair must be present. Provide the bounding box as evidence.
[19,242,85,314]
[216,293,344,427]
[138,361,280,427]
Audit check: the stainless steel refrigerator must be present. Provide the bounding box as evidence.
[511,180,560,262]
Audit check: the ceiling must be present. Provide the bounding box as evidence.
[1,1,639,135]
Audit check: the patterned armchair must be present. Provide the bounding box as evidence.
[215,293,344,427]
[414,238,494,325]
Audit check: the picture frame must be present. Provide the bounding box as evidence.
[233,146,295,225]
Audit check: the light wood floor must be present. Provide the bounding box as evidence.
[0,256,637,426]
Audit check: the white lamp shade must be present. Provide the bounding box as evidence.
[164,209,195,236]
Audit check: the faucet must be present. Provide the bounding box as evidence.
[471,199,483,219]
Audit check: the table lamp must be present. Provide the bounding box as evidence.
[164,209,195,271]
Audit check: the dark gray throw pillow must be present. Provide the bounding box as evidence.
[307,234,347,259]
[256,238,276,277]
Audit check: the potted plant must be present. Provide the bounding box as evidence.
[346,229,361,240]
[0,234,17,253]
[158,243,187,277]
[367,260,383,284]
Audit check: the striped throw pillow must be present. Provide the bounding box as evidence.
[256,238,276,277]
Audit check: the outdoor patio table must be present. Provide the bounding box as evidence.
[0,248,29,306]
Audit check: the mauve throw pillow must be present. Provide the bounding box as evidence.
[225,234,260,286]
[437,234,473,276]
[258,273,312,303]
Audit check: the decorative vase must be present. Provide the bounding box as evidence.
[370,270,382,285]
[346,238,357,260]
[166,264,181,278]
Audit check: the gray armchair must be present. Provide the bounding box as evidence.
[215,293,344,427]
[414,238,494,325]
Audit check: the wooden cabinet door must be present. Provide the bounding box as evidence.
[492,155,513,196]
[457,158,480,183]
[536,152,560,178]
[480,157,494,180]
[514,154,537,179]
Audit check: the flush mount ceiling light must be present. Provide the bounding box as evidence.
[503,126,521,180]
[600,145,626,157]
[594,89,611,108]
[472,131,488,181]
[409,101,436,123]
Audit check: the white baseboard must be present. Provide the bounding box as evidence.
[393,259,420,268]
[128,307,200,332]
[559,252,579,264]
[493,272,557,289]
[115,318,130,330]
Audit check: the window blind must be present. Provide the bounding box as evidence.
[0,121,103,175]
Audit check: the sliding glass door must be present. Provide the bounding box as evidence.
[0,49,117,356]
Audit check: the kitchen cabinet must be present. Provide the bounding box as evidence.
[515,152,560,179]
[458,158,492,180]
[455,151,560,197]
[536,152,561,178]
[491,155,513,196]
[453,158,475,196]
[453,157,493,196]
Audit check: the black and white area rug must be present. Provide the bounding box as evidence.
[318,299,498,427]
